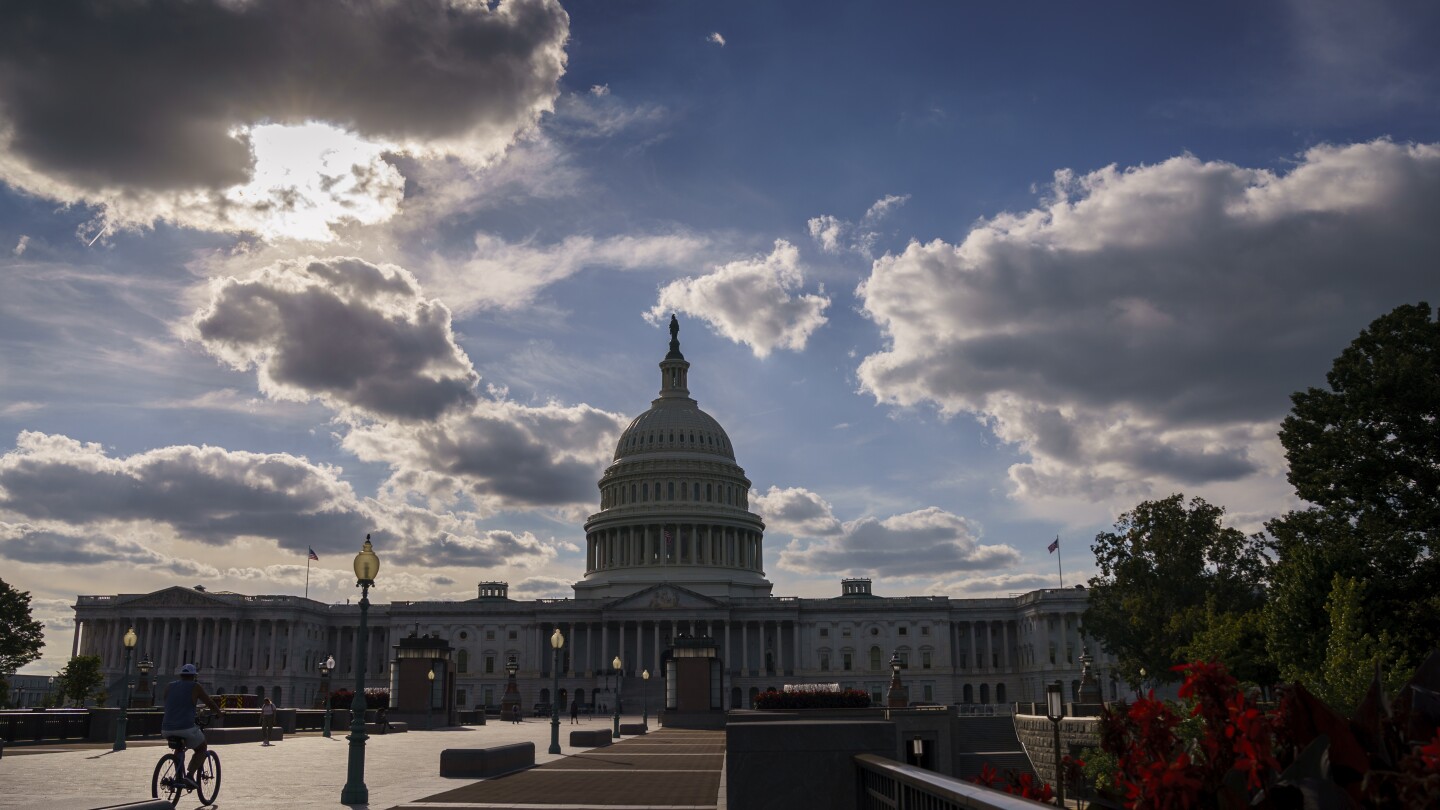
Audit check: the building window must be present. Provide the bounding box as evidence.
[693,482,700,499]
[643,483,649,501]
[457,649,469,674]
[706,483,712,501]
[486,629,495,640]
[923,684,933,702]
[486,656,495,674]
[456,689,466,707]
[631,484,637,501]
[819,628,829,638]
[508,630,517,640]
[871,627,879,636]
[843,652,853,671]
[668,482,675,500]
[841,627,851,638]
[921,626,930,636]
[820,653,830,671]
[459,631,468,640]
[870,646,882,670]
[899,626,907,636]
[922,651,932,669]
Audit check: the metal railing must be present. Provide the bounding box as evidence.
[855,754,1051,810]
[0,711,92,744]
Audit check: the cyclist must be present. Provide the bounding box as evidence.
[160,664,223,789]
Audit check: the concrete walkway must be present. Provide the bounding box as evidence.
[0,713,712,810]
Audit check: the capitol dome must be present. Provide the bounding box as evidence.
[576,316,771,600]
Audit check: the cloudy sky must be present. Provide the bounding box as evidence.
[3,0,1438,674]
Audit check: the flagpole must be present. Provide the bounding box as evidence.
[1057,536,1064,588]
[305,556,311,600]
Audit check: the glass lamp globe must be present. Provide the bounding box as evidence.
[353,535,380,583]
[123,627,138,649]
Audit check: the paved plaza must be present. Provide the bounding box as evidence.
[0,713,726,810]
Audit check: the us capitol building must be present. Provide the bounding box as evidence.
[73,318,1106,712]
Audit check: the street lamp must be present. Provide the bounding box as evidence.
[886,650,909,708]
[548,628,564,755]
[340,535,380,805]
[137,654,153,708]
[641,669,650,727]
[612,655,623,738]
[1045,680,1066,808]
[427,669,436,730]
[113,627,137,751]
[501,654,520,722]
[320,654,336,737]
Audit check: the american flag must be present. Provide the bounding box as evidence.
[1048,537,1059,554]
[308,547,320,561]
[664,530,673,552]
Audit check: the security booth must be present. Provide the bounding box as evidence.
[389,633,454,728]
[662,635,724,729]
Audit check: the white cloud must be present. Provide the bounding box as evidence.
[707,32,727,47]
[590,84,611,96]
[855,140,1440,504]
[430,231,710,314]
[807,194,909,257]
[12,235,27,255]
[649,240,830,357]
[759,485,1020,579]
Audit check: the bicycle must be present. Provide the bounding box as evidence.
[152,712,222,807]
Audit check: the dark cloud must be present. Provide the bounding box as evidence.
[343,399,627,513]
[0,523,219,577]
[0,0,569,193]
[194,257,478,420]
[857,140,1440,498]
[0,432,373,554]
[752,486,843,536]
[512,575,574,599]
[391,528,552,568]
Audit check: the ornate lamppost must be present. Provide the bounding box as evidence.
[886,650,909,708]
[501,654,521,722]
[426,669,436,730]
[136,654,154,708]
[641,669,650,727]
[1045,680,1066,808]
[548,628,564,754]
[113,627,137,751]
[320,654,336,737]
[340,535,380,805]
[611,655,623,738]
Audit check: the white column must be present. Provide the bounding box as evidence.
[1002,622,1010,671]
[251,621,262,673]
[742,622,749,674]
[228,619,240,669]
[618,621,627,674]
[793,621,801,672]
[723,621,731,673]
[968,622,977,671]
[601,622,609,674]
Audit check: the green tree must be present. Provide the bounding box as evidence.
[1178,601,1277,688]
[0,577,45,676]
[1271,302,1440,668]
[1085,494,1269,686]
[55,655,104,707]
[1305,575,1409,714]
[1280,301,1440,543]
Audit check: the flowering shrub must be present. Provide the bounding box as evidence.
[328,687,389,709]
[751,687,871,710]
[972,762,1055,802]
[1094,655,1440,809]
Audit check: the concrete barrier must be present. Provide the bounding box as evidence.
[88,802,177,810]
[439,742,535,778]
[568,728,612,747]
[619,723,648,735]
[203,726,284,745]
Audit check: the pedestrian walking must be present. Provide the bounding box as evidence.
[570,699,579,724]
[260,697,275,745]
[377,706,390,734]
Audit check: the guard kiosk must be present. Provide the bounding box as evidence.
[390,633,454,728]
[662,635,725,729]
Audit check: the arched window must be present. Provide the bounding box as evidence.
[457,649,469,674]
[272,686,282,705]
[996,683,1006,703]
[979,683,990,703]
[706,483,712,501]
[870,646,883,671]
[963,684,973,704]
[631,484,637,501]
[643,483,649,501]
[693,483,700,499]
[731,686,742,709]
[540,688,550,706]
[668,482,675,500]
[748,686,760,707]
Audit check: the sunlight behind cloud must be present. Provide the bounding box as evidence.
[225,122,405,242]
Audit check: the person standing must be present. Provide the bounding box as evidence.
[260,697,276,745]
[570,699,579,724]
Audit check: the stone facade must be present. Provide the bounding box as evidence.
[1014,713,1101,789]
[71,319,1116,711]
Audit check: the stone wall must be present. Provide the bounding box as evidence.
[1013,714,1099,788]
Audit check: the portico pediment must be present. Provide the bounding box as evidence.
[605,583,726,612]
[118,586,231,609]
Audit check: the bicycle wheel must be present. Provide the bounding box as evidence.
[196,750,222,805]
[151,753,184,807]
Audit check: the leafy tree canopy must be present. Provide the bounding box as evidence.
[55,655,104,707]
[0,577,45,675]
[1280,301,1439,547]
[1085,494,1269,685]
